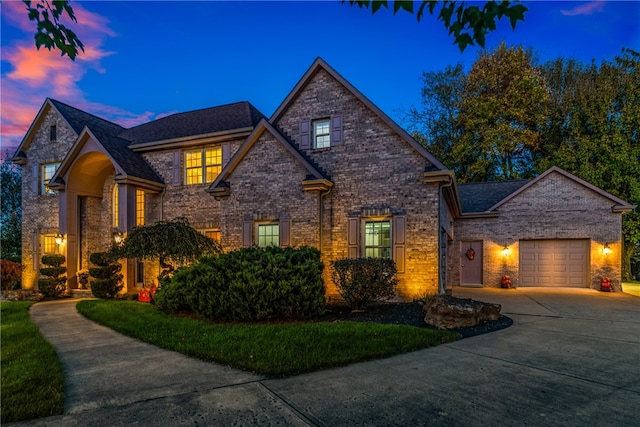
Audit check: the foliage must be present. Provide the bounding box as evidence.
[345,1,527,51]
[38,254,66,298]
[78,299,459,377]
[331,258,398,310]
[110,217,221,279]
[155,246,325,322]
[89,251,123,299]
[536,48,640,279]
[1,260,23,291]
[23,0,84,60]
[1,302,64,422]
[1,152,22,263]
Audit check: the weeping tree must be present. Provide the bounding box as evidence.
[110,218,221,280]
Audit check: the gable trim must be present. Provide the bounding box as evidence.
[270,57,446,171]
[207,118,330,194]
[487,166,634,213]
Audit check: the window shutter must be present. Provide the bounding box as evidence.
[299,120,311,149]
[347,217,359,258]
[222,143,231,167]
[330,116,343,146]
[242,221,253,247]
[33,164,39,194]
[393,216,406,273]
[279,218,291,247]
[33,233,40,272]
[172,151,181,185]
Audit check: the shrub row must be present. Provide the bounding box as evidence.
[155,246,325,321]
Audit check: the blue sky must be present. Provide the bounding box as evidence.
[1,1,638,155]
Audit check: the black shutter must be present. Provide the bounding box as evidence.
[393,216,406,273]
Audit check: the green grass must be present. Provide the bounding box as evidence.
[1,302,64,423]
[77,300,459,377]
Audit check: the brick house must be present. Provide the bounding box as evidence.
[12,58,633,297]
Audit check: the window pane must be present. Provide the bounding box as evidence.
[204,230,220,241]
[42,235,57,254]
[136,189,145,226]
[185,151,203,184]
[257,223,279,247]
[364,220,391,259]
[112,185,119,227]
[314,120,330,149]
[204,148,222,182]
[42,163,60,195]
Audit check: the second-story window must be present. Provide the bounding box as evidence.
[41,162,60,195]
[313,119,331,149]
[184,147,222,185]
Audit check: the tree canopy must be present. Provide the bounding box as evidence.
[345,0,527,51]
[1,153,22,262]
[110,218,222,278]
[23,0,84,60]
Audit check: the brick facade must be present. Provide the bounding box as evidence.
[14,59,630,298]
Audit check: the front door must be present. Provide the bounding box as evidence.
[461,241,483,286]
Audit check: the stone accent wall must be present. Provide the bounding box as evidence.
[274,68,442,299]
[452,172,624,290]
[20,109,76,289]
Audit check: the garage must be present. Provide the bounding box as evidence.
[520,239,590,287]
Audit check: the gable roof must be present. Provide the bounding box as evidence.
[487,166,634,213]
[119,101,265,145]
[207,118,330,193]
[270,57,447,171]
[458,180,530,213]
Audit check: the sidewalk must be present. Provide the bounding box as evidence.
[13,288,640,426]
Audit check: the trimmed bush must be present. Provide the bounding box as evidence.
[1,259,22,291]
[155,246,325,322]
[331,258,398,310]
[89,252,123,299]
[38,254,66,298]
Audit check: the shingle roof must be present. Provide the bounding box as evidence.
[119,101,265,144]
[49,98,125,136]
[458,180,530,213]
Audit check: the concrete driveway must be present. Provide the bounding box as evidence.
[14,288,640,426]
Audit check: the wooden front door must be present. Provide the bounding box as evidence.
[461,241,483,286]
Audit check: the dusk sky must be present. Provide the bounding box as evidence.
[1,1,638,156]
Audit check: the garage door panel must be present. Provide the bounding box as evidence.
[519,239,589,287]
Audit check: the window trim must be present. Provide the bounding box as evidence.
[256,222,280,248]
[41,162,60,195]
[184,147,222,185]
[363,218,392,259]
[313,119,331,149]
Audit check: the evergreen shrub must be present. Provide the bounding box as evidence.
[38,254,67,297]
[331,258,398,310]
[89,252,123,299]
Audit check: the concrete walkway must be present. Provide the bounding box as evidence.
[13,288,640,426]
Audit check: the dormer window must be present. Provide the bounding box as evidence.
[50,125,57,141]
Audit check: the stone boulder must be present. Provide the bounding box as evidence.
[423,295,501,329]
[0,289,44,302]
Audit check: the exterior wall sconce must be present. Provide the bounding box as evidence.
[501,246,510,257]
[603,243,611,255]
[55,233,65,245]
[114,232,125,245]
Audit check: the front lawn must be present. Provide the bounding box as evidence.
[77,299,459,377]
[0,302,64,423]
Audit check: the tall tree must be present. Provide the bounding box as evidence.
[1,152,22,262]
[454,43,548,182]
[537,49,640,280]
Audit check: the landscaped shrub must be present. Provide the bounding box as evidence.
[331,258,398,310]
[38,254,67,298]
[1,259,22,291]
[155,246,325,321]
[89,252,123,299]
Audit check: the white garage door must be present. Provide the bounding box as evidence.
[520,240,589,287]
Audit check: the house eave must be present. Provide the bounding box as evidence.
[302,178,333,192]
[128,127,254,152]
[458,212,501,219]
[613,204,635,214]
[112,175,165,193]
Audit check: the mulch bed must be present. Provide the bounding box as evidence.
[319,302,513,338]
